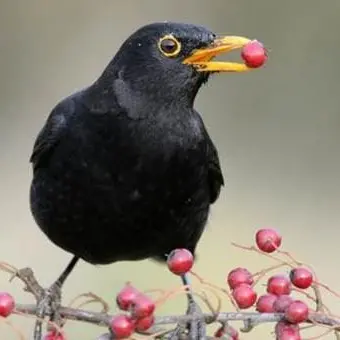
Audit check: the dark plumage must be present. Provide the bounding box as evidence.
[28,23,261,339]
[30,22,225,266]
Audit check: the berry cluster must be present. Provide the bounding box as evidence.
[109,249,195,339]
[0,228,329,340]
[223,228,313,339]
[110,283,156,338]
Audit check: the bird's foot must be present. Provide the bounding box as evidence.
[170,300,206,340]
[33,282,63,340]
[32,257,79,340]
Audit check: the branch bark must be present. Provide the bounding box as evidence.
[14,303,340,331]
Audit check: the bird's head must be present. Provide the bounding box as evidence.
[98,22,256,109]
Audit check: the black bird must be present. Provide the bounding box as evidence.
[30,22,254,338]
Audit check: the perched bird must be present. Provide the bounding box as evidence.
[30,22,255,338]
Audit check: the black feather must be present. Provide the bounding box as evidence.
[30,22,224,265]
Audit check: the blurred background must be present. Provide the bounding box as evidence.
[1,0,340,339]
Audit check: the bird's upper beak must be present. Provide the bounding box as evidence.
[183,36,252,72]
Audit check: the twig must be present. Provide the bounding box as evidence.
[8,266,44,301]
[13,304,340,330]
[3,243,340,340]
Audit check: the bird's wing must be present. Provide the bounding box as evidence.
[30,97,75,171]
[206,134,225,204]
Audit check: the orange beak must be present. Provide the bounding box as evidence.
[183,36,253,72]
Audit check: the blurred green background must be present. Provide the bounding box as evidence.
[1,0,340,339]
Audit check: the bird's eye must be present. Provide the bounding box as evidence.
[158,35,181,57]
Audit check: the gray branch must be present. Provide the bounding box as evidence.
[5,265,340,339]
[15,303,340,332]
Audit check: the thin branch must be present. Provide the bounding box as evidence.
[14,304,340,330]
[4,239,340,340]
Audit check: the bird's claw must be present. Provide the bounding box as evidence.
[186,300,207,340]
[33,282,63,340]
[170,301,206,340]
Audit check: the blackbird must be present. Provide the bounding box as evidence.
[30,22,254,339]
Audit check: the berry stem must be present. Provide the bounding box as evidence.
[67,292,109,313]
[190,270,240,311]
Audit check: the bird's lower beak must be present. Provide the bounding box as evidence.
[183,36,252,72]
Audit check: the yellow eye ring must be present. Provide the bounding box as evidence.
[158,35,181,57]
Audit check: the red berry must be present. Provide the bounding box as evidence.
[255,228,281,253]
[131,293,155,318]
[290,267,313,289]
[214,325,239,339]
[232,284,257,309]
[134,315,155,332]
[116,283,140,311]
[110,314,135,339]
[267,275,291,296]
[227,267,253,290]
[43,331,65,340]
[214,326,224,338]
[167,248,194,275]
[214,327,223,338]
[285,300,309,324]
[273,295,293,313]
[0,292,15,317]
[256,293,277,313]
[275,321,301,340]
[241,40,267,68]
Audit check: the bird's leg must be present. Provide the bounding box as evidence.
[33,256,79,340]
[170,274,206,340]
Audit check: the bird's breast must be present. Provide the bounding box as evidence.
[31,110,211,263]
[33,110,210,218]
